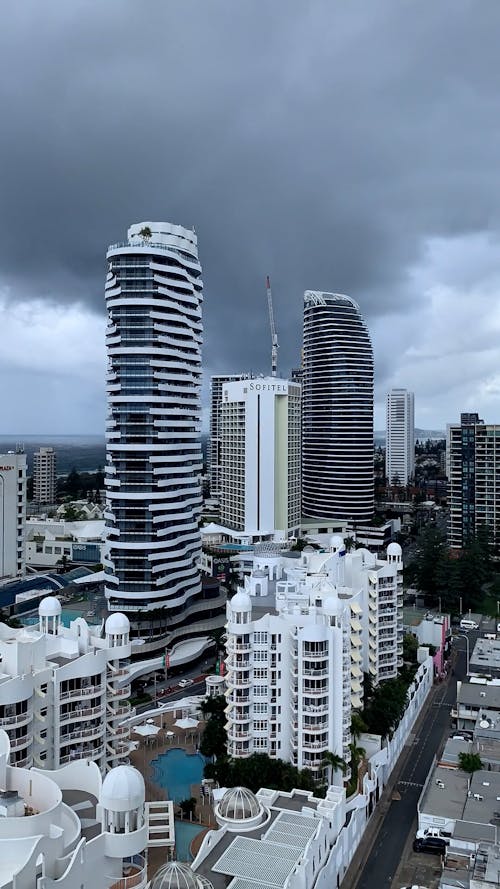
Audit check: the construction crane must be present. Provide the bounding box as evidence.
[266,275,279,377]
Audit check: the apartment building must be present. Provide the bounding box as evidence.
[224,538,403,778]
[33,446,57,504]
[0,733,148,888]
[209,373,251,501]
[386,388,415,485]
[0,451,27,582]
[0,598,134,773]
[447,413,500,549]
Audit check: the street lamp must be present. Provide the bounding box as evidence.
[453,633,470,675]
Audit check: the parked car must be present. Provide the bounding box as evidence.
[460,618,479,631]
[178,678,194,688]
[413,836,447,855]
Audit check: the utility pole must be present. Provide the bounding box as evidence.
[266,276,279,377]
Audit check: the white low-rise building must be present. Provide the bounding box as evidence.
[224,537,403,778]
[0,730,148,889]
[26,518,105,567]
[0,599,134,773]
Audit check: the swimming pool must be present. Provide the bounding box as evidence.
[174,820,206,862]
[151,748,205,802]
[20,608,97,628]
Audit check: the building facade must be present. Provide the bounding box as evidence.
[209,373,251,501]
[223,539,403,776]
[33,446,57,504]
[0,451,26,582]
[104,221,206,641]
[0,738,149,889]
[0,598,135,773]
[26,517,105,568]
[385,388,415,486]
[447,413,500,549]
[219,376,301,541]
[302,291,374,522]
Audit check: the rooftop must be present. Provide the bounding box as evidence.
[457,680,500,711]
[470,638,500,674]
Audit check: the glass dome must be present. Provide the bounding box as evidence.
[218,786,262,821]
[150,862,206,889]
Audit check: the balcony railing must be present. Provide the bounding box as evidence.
[0,710,32,728]
[60,685,103,702]
[60,704,104,724]
[107,856,147,889]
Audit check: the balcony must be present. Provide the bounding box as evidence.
[303,668,329,678]
[60,704,104,724]
[60,724,103,744]
[60,685,103,702]
[60,744,105,765]
[303,741,328,751]
[9,734,31,751]
[107,855,147,889]
[0,709,33,728]
[108,684,131,698]
[227,641,252,653]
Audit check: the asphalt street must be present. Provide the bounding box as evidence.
[355,643,467,889]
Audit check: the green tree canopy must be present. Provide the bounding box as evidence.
[458,752,483,773]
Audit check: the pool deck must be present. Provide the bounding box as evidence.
[130,708,216,877]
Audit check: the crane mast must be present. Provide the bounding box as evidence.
[266,275,279,377]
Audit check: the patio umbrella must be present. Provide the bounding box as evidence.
[133,723,161,737]
[165,730,175,737]
[174,716,199,730]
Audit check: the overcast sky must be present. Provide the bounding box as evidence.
[1,0,499,434]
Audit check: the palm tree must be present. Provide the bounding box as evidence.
[321,751,347,786]
[351,711,368,741]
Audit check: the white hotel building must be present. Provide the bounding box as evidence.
[219,376,301,542]
[224,539,403,777]
[0,451,27,582]
[0,732,149,889]
[0,598,134,773]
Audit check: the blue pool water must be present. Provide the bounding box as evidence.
[21,608,96,628]
[151,748,205,802]
[174,820,205,862]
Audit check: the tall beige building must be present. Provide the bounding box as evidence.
[33,446,57,503]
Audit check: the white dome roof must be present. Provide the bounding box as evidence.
[105,612,130,635]
[150,862,207,889]
[101,765,144,812]
[230,591,252,613]
[330,535,345,550]
[218,786,262,821]
[387,542,402,556]
[39,596,62,617]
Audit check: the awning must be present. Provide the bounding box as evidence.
[351,650,362,663]
[351,665,362,678]
[351,602,362,615]
[351,681,362,693]
[350,618,362,632]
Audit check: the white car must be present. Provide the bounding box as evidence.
[178,678,194,688]
[460,618,479,631]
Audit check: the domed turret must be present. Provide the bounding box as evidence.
[215,786,267,831]
[101,765,145,834]
[230,591,252,612]
[227,591,252,629]
[330,535,345,552]
[105,612,130,646]
[39,596,62,634]
[386,542,402,566]
[150,861,212,889]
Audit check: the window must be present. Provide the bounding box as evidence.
[45,546,52,554]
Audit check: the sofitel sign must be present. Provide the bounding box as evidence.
[0,466,14,471]
[249,383,287,392]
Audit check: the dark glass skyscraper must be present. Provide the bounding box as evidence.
[302,291,374,522]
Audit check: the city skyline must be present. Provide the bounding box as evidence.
[0,3,500,433]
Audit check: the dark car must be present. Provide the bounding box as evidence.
[413,836,447,855]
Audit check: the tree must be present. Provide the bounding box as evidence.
[403,633,419,664]
[363,677,409,738]
[351,712,368,741]
[207,628,226,657]
[178,797,197,819]
[458,752,483,773]
[199,695,227,759]
[321,751,347,785]
[66,467,82,499]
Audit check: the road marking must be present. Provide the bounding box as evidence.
[398,780,424,788]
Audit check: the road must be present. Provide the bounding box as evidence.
[135,678,208,714]
[354,643,466,889]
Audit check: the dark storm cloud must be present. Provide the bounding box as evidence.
[1,0,500,391]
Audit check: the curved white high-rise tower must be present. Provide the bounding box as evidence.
[104,222,205,639]
[302,291,374,522]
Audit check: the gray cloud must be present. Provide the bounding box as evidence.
[0,0,500,429]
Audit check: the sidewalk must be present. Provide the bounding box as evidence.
[340,679,444,889]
